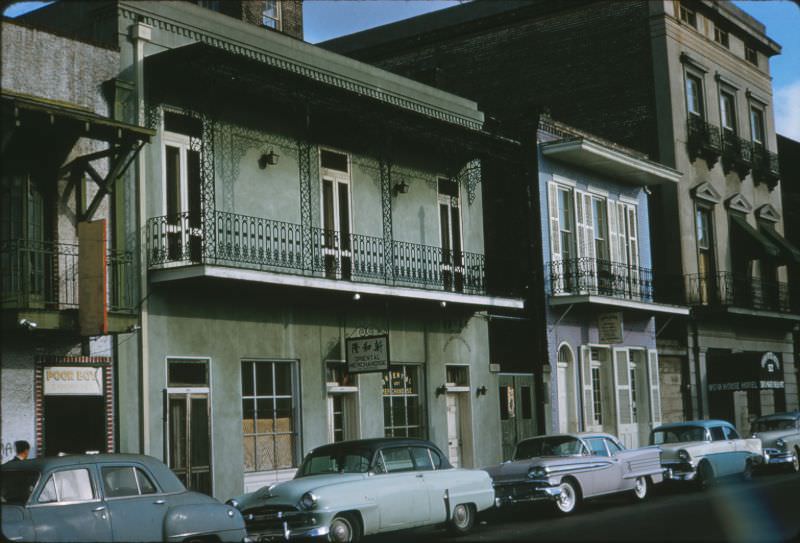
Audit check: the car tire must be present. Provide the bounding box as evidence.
[790,449,800,474]
[447,503,475,536]
[328,513,361,543]
[554,479,580,515]
[741,459,754,482]
[696,460,715,491]
[631,476,648,501]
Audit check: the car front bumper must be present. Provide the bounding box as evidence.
[662,463,697,482]
[762,448,797,467]
[242,509,332,541]
[493,482,562,507]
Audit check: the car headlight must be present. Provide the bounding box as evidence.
[225,498,239,509]
[776,438,786,450]
[299,492,318,510]
[528,466,548,479]
[677,449,691,462]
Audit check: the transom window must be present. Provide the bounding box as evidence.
[382,365,423,438]
[241,360,298,472]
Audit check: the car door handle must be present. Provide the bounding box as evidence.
[92,506,106,512]
[416,474,424,478]
[153,499,166,505]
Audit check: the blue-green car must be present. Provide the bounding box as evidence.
[228,438,495,542]
[1,454,248,542]
[651,420,763,488]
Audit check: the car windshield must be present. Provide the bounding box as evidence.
[514,436,585,459]
[651,426,707,445]
[751,419,797,433]
[297,448,372,477]
[1,470,40,505]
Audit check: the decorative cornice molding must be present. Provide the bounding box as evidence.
[756,203,781,223]
[691,182,722,204]
[725,193,753,214]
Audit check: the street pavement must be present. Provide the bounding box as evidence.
[369,471,800,542]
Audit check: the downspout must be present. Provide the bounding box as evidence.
[130,22,152,455]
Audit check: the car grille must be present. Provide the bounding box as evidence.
[241,505,300,532]
[494,482,535,499]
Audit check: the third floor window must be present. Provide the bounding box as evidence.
[262,0,281,30]
[679,4,697,29]
[719,91,737,133]
[750,106,765,145]
[713,26,729,49]
[685,73,704,118]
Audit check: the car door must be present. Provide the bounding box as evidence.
[27,465,113,542]
[723,426,751,474]
[100,463,167,542]
[584,437,620,495]
[604,437,639,493]
[409,446,448,523]
[371,446,430,530]
[708,425,735,476]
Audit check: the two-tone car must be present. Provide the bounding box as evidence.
[651,420,762,488]
[228,438,494,542]
[751,411,800,473]
[483,433,664,515]
[0,453,247,542]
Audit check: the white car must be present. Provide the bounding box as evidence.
[751,411,800,473]
[652,420,762,488]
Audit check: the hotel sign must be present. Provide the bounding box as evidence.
[346,334,389,374]
[44,366,103,396]
[707,352,784,392]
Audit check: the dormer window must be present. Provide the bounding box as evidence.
[262,0,281,30]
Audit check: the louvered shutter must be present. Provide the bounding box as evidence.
[648,349,662,428]
[548,182,563,294]
[613,349,632,426]
[626,204,641,298]
[581,193,596,291]
[580,345,594,431]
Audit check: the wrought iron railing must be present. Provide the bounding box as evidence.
[685,271,793,313]
[0,239,136,313]
[687,116,721,163]
[721,130,752,177]
[751,144,780,189]
[547,257,654,302]
[146,211,486,295]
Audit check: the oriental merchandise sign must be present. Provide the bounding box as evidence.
[346,334,389,374]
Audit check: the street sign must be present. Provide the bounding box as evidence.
[598,312,623,344]
[346,334,389,374]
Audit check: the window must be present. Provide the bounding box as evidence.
[241,360,298,472]
[745,45,758,66]
[679,4,697,28]
[262,0,281,30]
[102,467,157,498]
[714,26,729,48]
[38,469,94,503]
[685,73,704,118]
[750,106,765,145]
[383,365,423,437]
[198,0,221,11]
[604,438,624,455]
[410,447,436,471]
[592,197,609,261]
[586,437,609,457]
[695,206,716,299]
[722,426,740,440]
[379,447,415,473]
[591,366,603,425]
[709,426,726,441]
[438,179,463,292]
[629,359,638,422]
[719,91,737,133]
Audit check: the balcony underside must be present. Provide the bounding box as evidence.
[548,294,689,315]
[692,305,800,322]
[1,308,137,333]
[149,264,524,309]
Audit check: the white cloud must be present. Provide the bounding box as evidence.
[774,80,800,140]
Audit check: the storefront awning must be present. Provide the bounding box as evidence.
[760,224,800,264]
[729,213,781,260]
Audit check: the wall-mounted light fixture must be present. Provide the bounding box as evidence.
[394,181,409,195]
[435,384,449,397]
[258,149,280,169]
[19,318,38,331]
[476,385,488,397]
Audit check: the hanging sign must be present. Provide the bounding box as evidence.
[598,312,623,344]
[346,334,389,374]
[43,366,103,396]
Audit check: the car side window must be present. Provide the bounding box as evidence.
[604,438,624,455]
[136,468,158,494]
[710,427,726,441]
[722,426,740,440]
[429,448,443,469]
[103,467,141,498]
[586,438,609,457]
[38,469,94,503]
[381,447,415,473]
[410,447,434,471]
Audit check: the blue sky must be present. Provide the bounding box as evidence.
[5,0,799,138]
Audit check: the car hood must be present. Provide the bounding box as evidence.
[755,430,795,447]
[658,441,708,461]
[484,456,587,483]
[233,473,368,510]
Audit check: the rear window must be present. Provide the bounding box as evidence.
[38,469,94,503]
[1,470,40,505]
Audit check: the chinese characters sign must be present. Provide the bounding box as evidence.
[346,334,389,374]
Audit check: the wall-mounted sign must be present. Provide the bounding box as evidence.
[707,351,784,392]
[598,312,623,344]
[43,366,103,396]
[346,334,389,374]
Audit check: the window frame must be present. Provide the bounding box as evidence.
[684,71,706,119]
[382,364,425,438]
[719,88,738,134]
[262,0,282,30]
[745,44,758,66]
[749,103,766,146]
[679,3,697,29]
[713,25,729,48]
[34,468,99,506]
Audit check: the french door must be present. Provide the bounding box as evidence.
[167,392,212,495]
[438,179,463,292]
[320,150,352,279]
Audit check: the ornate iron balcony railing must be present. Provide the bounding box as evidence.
[146,211,486,295]
[687,116,722,165]
[721,130,752,178]
[0,239,136,313]
[751,144,780,189]
[547,257,654,302]
[685,271,793,313]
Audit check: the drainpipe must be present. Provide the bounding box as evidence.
[130,21,152,456]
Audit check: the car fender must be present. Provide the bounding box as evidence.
[310,483,380,535]
[163,502,246,542]
[444,470,495,513]
[1,505,36,542]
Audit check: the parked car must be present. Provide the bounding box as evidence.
[228,438,494,542]
[651,420,762,488]
[0,453,247,542]
[483,433,664,515]
[751,411,800,473]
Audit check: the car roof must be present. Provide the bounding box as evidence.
[517,433,619,442]
[307,438,451,466]
[653,420,733,431]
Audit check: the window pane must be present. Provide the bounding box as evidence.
[255,363,274,397]
[56,469,93,502]
[275,364,292,396]
[587,438,609,457]
[38,476,57,503]
[710,427,726,441]
[103,467,139,498]
[168,361,207,387]
[275,398,293,433]
[136,468,157,494]
[243,436,256,472]
[241,361,254,397]
[320,150,348,172]
[382,447,414,472]
[410,447,434,471]
[521,386,532,419]
[256,398,275,434]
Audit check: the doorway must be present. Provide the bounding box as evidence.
[498,374,536,461]
[43,396,106,455]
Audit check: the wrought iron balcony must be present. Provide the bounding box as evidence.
[751,145,780,190]
[0,239,136,314]
[685,271,794,314]
[721,130,752,179]
[146,211,487,295]
[687,116,721,165]
[547,257,654,302]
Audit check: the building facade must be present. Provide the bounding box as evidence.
[324,0,800,436]
[22,0,523,501]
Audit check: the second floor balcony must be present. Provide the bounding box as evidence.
[684,271,797,316]
[145,211,522,309]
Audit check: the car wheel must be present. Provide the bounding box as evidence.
[696,460,715,491]
[328,514,361,543]
[447,503,475,536]
[790,449,800,474]
[554,480,579,515]
[631,476,648,501]
[741,460,754,482]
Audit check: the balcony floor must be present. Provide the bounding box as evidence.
[548,293,690,315]
[150,264,525,309]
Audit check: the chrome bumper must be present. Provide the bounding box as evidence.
[243,510,331,541]
[493,483,562,507]
[248,524,329,542]
[663,463,697,482]
[763,449,797,466]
